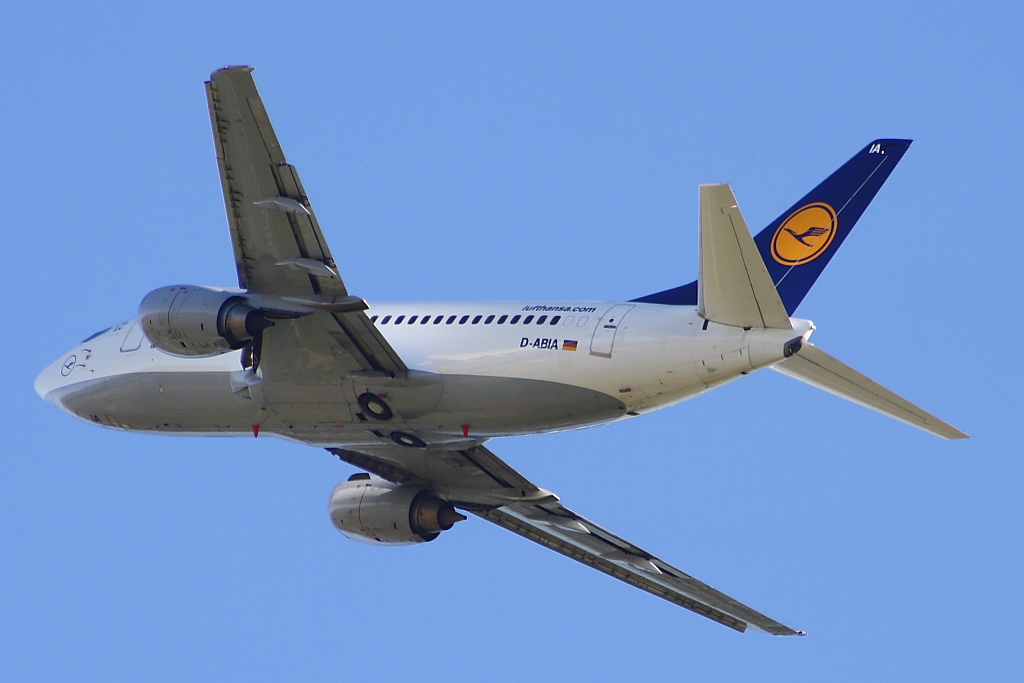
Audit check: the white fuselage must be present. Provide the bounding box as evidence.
[36,300,813,447]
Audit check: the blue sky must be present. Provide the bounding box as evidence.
[2,2,1022,681]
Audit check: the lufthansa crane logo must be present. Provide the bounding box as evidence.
[770,202,838,266]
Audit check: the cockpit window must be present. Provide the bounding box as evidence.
[81,327,110,343]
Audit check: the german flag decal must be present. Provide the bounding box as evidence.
[562,340,578,352]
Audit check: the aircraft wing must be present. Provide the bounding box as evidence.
[330,444,802,634]
[207,66,343,297]
[476,502,802,635]
[206,66,406,377]
[328,444,558,507]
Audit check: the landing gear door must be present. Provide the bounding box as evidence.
[589,304,634,358]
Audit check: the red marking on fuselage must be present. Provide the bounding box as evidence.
[462,424,470,437]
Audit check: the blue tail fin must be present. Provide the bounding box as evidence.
[632,139,912,314]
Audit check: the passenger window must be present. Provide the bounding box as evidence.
[550,315,560,325]
[395,315,405,324]
[381,315,392,324]
[536,315,547,324]
[484,315,495,324]
[510,315,521,324]
[577,316,588,326]
[471,315,482,324]
[421,316,431,324]
[563,316,574,326]
[370,315,378,323]
[446,316,456,324]
[497,315,508,324]
[433,316,443,324]
[407,315,418,324]
[523,315,534,324]
[459,315,469,324]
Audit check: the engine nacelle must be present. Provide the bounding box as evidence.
[329,475,466,545]
[138,285,273,357]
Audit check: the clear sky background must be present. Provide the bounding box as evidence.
[2,2,1021,681]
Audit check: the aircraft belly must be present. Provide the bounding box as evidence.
[53,372,262,433]
[428,374,627,434]
[273,373,627,446]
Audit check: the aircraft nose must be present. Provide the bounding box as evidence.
[36,356,61,402]
[34,366,48,400]
[35,352,75,405]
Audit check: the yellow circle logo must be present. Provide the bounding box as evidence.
[770,203,838,266]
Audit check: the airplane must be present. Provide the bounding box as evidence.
[35,66,968,636]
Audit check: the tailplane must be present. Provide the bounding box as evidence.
[633,139,912,313]
[773,342,968,440]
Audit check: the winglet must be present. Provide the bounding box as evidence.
[698,184,791,329]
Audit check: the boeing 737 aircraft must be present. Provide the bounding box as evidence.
[36,66,967,636]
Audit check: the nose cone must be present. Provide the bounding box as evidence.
[34,366,48,400]
[35,356,67,403]
[35,352,77,407]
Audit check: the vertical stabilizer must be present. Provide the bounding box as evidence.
[633,139,912,313]
[752,139,912,313]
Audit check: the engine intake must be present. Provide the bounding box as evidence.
[329,475,466,545]
[138,285,273,357]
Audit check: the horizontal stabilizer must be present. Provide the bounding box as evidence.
[773,343,968,440]
[698,184,791,329]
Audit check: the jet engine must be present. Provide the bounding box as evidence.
[329,474,466,545]
[138,285,274,357]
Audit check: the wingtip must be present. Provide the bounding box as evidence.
[766,627,806,636]
[210,65,255,79]
[767,626,806,636]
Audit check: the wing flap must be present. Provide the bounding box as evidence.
[698,184,792,329]
[773,343,968,439]
[332,312,408,375]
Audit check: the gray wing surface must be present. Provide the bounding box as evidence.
[330,444,802,634]
[207,66,343,296]
[206,66,405,377]
[477,502,803,635]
